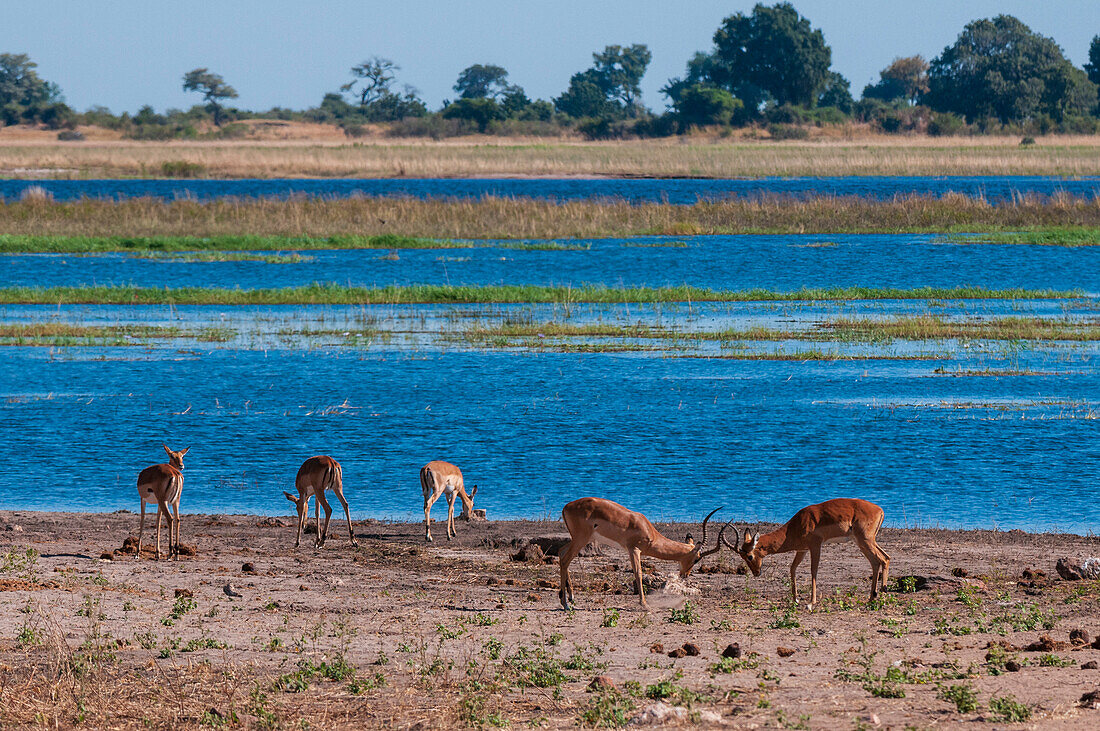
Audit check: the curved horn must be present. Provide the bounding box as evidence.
[699,517,736,558]
[720,523,739,551]
[698,506,723,550]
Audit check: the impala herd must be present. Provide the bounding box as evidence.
[138,445,891,610]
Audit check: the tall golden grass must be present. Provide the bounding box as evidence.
[3,193,1100,238]
[3,135,1100,178]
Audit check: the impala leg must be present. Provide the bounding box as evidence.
[171,503,181,560]
[445,493,457,540]
[154,503,164,560]
[630,547,648,610]
[808,540,822,610]
[316,493,333,548]
[313,492,322,547]
[424,494,436,542]
[876,544,891,591]
[855,537,889,600]
[789,551,807,604]
[334,488,358,547]
[137,500,146,557]
[295,497,307,548]
[558,539,584,610]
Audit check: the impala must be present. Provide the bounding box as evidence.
[723,498,890,610]
[136,444,189,560]
[558,497,730,610]
[284,456,358,548]
[420,460,478,542]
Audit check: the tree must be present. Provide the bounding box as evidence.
[554,70,615,118]
[926,16,1097,122]
[673,84,743,127]
[1086,36,1100,86]
[863,56,929,105]
[0,53,63,125]
[442,98,505,132]
[817,72,854,113]
[591,44,652,112]
[711,3,832,108]
[182,68,238,126]
[341,57,398,107]
[454,64,514,100]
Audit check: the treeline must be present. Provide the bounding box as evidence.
[4,4,1100,140]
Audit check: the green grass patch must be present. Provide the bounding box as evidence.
[0,323,229,346]
[0,284,1078,306]
[944,227,1100,246]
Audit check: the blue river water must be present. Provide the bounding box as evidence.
[4,234,1100,294]
[1,232,1099,532]
[2,175,1100,203]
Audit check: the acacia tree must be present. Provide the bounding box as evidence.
[1086,36,1100,87]
[591,44,652,112]
[341,57,398,107]
[926,16,1096,122]
[454,64,514,100]
[182,68,237,126]
[0,53,64,125]
[711,2,831,109]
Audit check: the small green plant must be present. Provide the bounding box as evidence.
[579,688,635,728]
[483,637,504,660]
[502,647,569,688]
[770,607,800,629]
[667,602,699,625]
[182,637,228,652]
[601,608,620,628]
[955,585,981,608]
[162,595,197,626]
[988,694,1031,722]
[16,625,43,647]
[135,631,158,649]
[436,622,466,640]
[709,652,761,674]
[347,672,386,694]
[644,671,707,708]
[1037,653,1073,667]
[122,600,135,612]
[938,682,980,713]
[545,632,564,646]
[469,612,498,627]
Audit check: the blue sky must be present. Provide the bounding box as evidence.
[4,1,1099,114]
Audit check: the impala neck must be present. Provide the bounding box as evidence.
[754,527,791,557]
[645,533,695,562]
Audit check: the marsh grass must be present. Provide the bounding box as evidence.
[943,227,1100,246]
[0,234,449,254]
[5,136,1100,178]
[0,323,221,346]
[129,251,315,263]
[5,194,1100,240]
[0,284,1075,306]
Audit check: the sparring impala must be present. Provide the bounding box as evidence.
[420,460,478,542]
[284,456,358,548]
[558,497,731,610]
[724,498,890,610]
[136,444,189,560]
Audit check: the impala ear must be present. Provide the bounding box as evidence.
[470,485,478,497]
[750,533,759,550]
[163,444,171,456]
[685,532,695,547]
[180,447,190,456]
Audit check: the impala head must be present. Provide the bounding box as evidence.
[679,507,732,577]
[721,527,763,576]
[163,444,190,470]
[458,484,479,520]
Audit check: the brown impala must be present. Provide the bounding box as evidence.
[136,444,189,560]
[420,460,478,542]
[284,456,358,548]
[724,498,890,609]
[558,497,731,610]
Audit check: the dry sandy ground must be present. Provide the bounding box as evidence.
[0,510,1098,729]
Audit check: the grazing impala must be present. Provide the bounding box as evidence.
[284,456,358,548]
[420,460,478,542]
[136,444,189,560]
[558,498,730,610]
[723,498,890,610]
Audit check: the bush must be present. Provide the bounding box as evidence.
[161,161,205,178]
[928,112,965,136]
[57,130,84,141]
[767,123,810,140]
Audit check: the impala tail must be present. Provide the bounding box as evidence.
[419,465,434,495]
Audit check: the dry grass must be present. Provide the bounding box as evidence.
[5,194,1100,240]
[4,134,1100,178]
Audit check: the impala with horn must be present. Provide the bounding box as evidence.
[558,497,731,610]
[723,498,890,610]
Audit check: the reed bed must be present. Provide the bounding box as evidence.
[4,136,1100,178]
[0,234,447,253]
[0,323,231,345]
[5,194,1100,240]
[454,316,1100,344]
[943,227,1100,246]
[0,284,1078,305]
